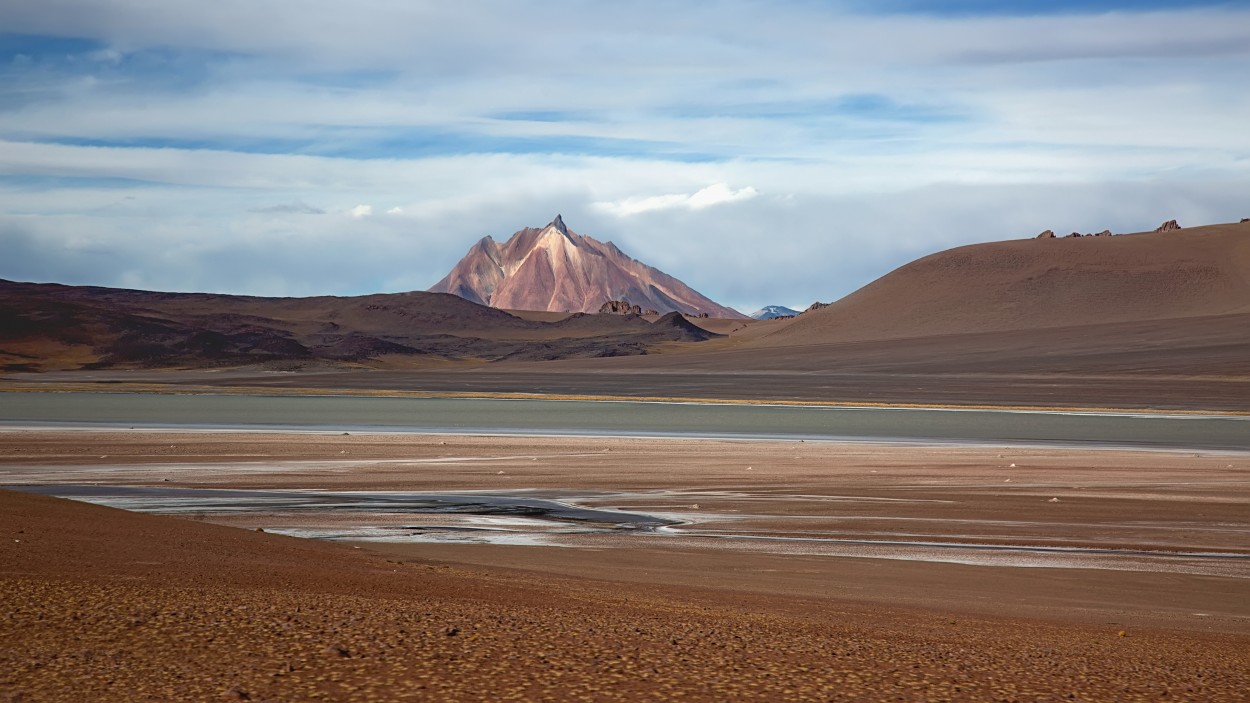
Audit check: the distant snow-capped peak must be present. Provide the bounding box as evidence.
[749,305,800,320]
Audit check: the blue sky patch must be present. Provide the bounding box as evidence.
[491,110,599,123]
[313,130,727,162]
[0,34,104,60]
[851,0,1249,15]
[664,94,968,125]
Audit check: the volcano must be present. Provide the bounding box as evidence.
[430,216,744,318]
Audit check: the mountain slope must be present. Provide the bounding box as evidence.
[0,279,722,371]
[430,216,745,318]
[760,220,1250,346]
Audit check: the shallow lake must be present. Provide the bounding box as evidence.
[1,391,1248,449]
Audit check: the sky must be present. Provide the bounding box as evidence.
[1,1,1248,314]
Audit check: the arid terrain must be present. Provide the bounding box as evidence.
[4,221,1247,410]
[3,221,1249,701]
[3,430,1249,701]
[0,281,718,372]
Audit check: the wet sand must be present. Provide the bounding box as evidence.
[3,430,1249,701]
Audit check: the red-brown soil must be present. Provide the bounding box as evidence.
[3,430,1250,702]
[761,221,1250,345]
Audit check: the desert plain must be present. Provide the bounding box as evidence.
[3,425,1249,702]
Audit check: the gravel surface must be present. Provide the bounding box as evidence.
[4,487,1249,702]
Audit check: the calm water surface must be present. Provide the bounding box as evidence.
[1,391,1248,449]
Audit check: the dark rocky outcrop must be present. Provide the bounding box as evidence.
[1064,232,1083,238]
[805,302,830,313]
[550,213,569,236]
[600,299,642,315]
[1155,220,1182,232]
[652,312,720,342]
[1036,230,1055,239]
[1093,230,1112,237]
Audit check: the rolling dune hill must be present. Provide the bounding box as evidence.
[762,221,1250,346]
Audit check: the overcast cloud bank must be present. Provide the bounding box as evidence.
[1,1,1248,311]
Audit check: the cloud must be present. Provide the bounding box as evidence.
[1,1,1248,312]
[250,201,324,215]
[594,184,759,217]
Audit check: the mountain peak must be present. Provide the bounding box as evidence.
[430,218,745,318]
[750,305,800,320]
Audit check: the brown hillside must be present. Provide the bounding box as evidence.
[0,281,721,371]
[763,221,1250,346]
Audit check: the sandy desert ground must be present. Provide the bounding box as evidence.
[3,429,1249,701]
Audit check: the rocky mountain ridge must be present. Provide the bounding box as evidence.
[430,216,744,319]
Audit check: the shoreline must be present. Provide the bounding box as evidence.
[5,422,1250,455]
[5,428,1249,634]
[4,381,1248,416]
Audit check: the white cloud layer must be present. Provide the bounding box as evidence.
[1,1,1248,311]
[594,184,759,217]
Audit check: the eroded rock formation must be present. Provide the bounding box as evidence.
[600,300,642,316]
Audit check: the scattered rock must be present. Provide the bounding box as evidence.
[445,627,460,637]
[1064,232,1082,238]
[222,687,252,700]
[254,527,264,533]
[599,299,642,315]
[1155,219,1182,232]
[1241,218,1249,223]
[1093,229,1112,237]
[643,309,659,316]
[322,644,350,658]
[1048,497,1060,503]
[1036,230,1055,239]
[805,301,830,313]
